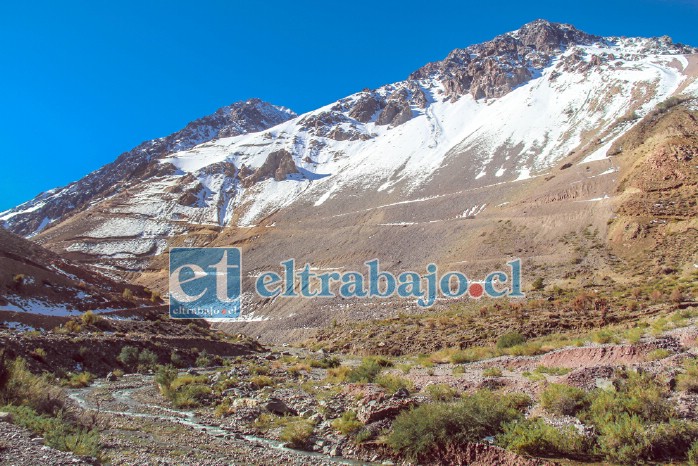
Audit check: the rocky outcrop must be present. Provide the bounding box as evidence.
[298,112,371,141]
[376,99,412,126]
[241,149,299,187]
[410,20,600,101]
[347,94,384,122]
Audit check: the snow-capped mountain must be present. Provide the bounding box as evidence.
[2,20,698,333]
[0,99,296,238]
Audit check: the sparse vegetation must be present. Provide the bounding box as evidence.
[387,390,530,460]
[496,332,527,349]
[346,358,384,383]
[195,350,212,368]
[331,410,363,435]
[122,288,134,301]
[375,373,413,394]
[498,417,589,457]
[62,372,94,388]
[279,417,315,448]
[424,383,459,401]
[80,310,101,326]
[0,354,100,457]
[540,383,588,416]
[117,345,140,369]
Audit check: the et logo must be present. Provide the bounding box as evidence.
[169,247,241,319]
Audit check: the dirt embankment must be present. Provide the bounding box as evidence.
[426,442,556,466]
[0,331,263,377]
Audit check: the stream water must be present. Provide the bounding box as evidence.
[67,375,370,465]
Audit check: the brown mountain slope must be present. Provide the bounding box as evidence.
[607,98,698,276]
[0,227,153,316]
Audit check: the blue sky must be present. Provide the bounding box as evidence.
[1,0,697,211]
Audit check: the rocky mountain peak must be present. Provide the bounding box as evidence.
[409,20,601,101]
[511,19,598,52]
[0,99,296,237]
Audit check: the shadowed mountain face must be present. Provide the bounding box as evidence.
[2,20,698,340]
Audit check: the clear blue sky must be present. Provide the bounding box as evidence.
[1,0,697,211]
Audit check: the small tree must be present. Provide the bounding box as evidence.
[154,364,178,396]
[117,346,139,369]
[138,349,159,371]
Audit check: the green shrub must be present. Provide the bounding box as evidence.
[594,413,649,464]
[498,417,588,457]
[450,346,498,363]
[541,384,588,416]
[688,440,698,465]
[534,366,570,376]
[30,348,47,360]
[80,311,101,326]
[625,328,644,344]
[1,357,63,414]
[154,364,178,395]
[583,371,673,426]
[122,288,134,300]
[2,405,100,457]
[531,277,545,291]
[593,415,698,464]
[678,359,698,393]
[0,355,100,458]
[325,365,350,383]
[424,383,459,401]
[170,374,208,391]
[170,351,184,368]
[522,371,545,382]
[482,367,503,377]
[138,349,158,369]
[649,419,698,461]
[376,374,413,394]
[117,346,139,368]
[62,372,94,388]
[355,428,373,443]
[195,350,212,368]
[279,418,314,448]
[646,348,671,361]
[497,332,526,349]
[172,384,211,408]
[347,358,383,383]
[578,370,695,463]
[592,329,617,344]
[309,356,341,369]
[506,342,544,356]
[387,390,529,460]
[250,375,274,389]
[331,410,363,435]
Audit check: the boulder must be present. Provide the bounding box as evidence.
[263,398,297,416]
